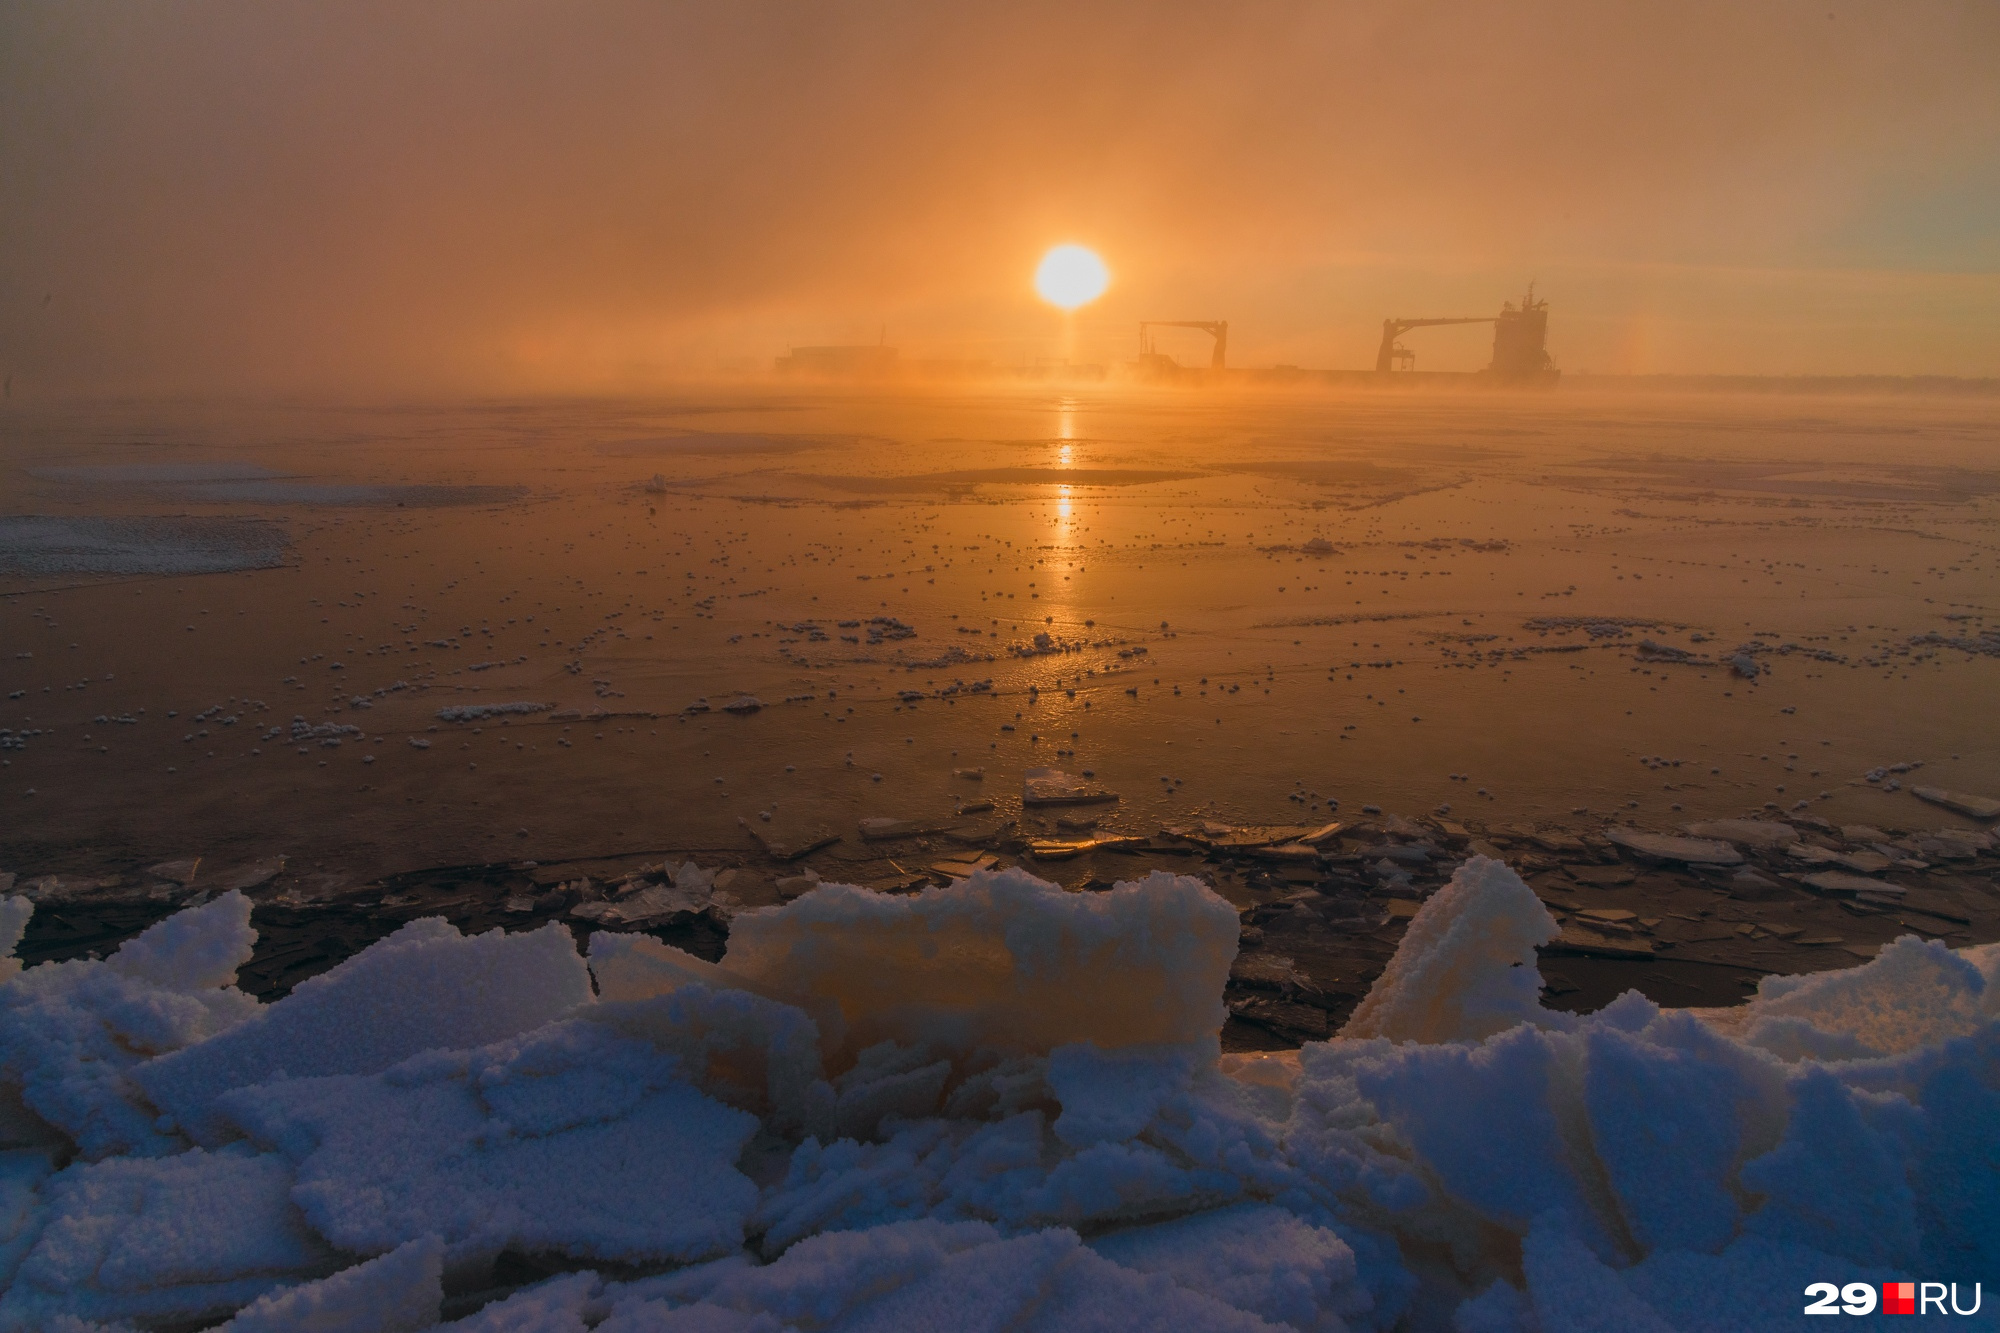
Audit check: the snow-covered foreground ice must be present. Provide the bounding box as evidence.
[0,858,1993,1330]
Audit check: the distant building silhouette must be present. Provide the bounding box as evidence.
[774,345,900,378]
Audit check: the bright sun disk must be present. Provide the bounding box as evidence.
[1034,245,1110,310]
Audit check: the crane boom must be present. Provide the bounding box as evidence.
[1138,321,1228,370]
[1375,317,1494,372]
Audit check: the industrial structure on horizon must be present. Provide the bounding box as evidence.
[1373,287,1557,384]
[773,288,1557,386]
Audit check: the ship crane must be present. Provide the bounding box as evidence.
[1138,321,1228,370]
[1375,316,1494,373]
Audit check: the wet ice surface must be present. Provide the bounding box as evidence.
[29,462,525,508]
[0,864,1993,1329]
[3,387,2000,1009]
[0,515,289,576]
[27,463,287,484]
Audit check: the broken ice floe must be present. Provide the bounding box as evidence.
[1522,615,1673,638]
[1634,638,1705,664]
[568,863,721,928]
[1022,767,1120,806]
[1680,818,1798,852]
[1603,827,1743,865]
[288,717,364,747]
[435,702,553,722]
[0,858,1994,1329]
[1912,785,2000,821]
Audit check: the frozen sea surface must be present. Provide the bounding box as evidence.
[0,515,289,576]
[0,860,1992,1330]
[28,463,287,484]
[5,387,1999,894]
[173,481,528,507]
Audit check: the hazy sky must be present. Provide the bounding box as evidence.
[3,1,1997,392]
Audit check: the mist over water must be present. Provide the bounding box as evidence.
[3,1,1998,394]
[4,385,1997,892]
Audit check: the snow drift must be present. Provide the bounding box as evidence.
[0,857,1992,1330]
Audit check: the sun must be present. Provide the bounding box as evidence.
[1034,245,1110,310]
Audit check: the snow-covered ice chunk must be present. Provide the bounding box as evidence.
[1348,1024,1620,1259]
[1046,1042,1199,1148]
[602,1306,779,1332]
[0,1145,339,1329]
[1739,1066,1922,1269]
[922,1229,1279,1332]
[218,1020,759,1266]
[1452,1278,1534,1333]
[603,1217,1281,1333]
[440,1270,597,1332]
[720,868,1240,1066]
[1519,1217,1679,1333]
[581,976,828,1134]
[1903,1051,2000,1278]
[1620,1232,1908,1333]
[1341,856,1560,1044]
[1579,1010,1782,1255]
[0,861,1996,1329]
[821,1039,952,1140]
[0,898,31,982]
[105,889,255,991]
[0,894,262,1159]
[588,931,746,1003]
[753,1079,1276,1250]
[136,919,592,1144]
[219,1235,442,1332]
[1090,1202,1367,1332]
[1738,934,1989,1061]
[1476,1223,1914,1333]
[0,1147,55,1289]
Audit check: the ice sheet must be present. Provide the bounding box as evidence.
[218,1235,442,1332]
[0,894,263,1159]
[1089,1202,1367,1332]
[217,1020,760,1266]
[0,515,288,576]
[0,872,1993,1328]
[599,1218,1284,1333]
[0,1145,339,1329]
[1739,934,1990,1061]
[439,1270,597,1332]
[719,867,1240,1065]
[135,919,592,1144]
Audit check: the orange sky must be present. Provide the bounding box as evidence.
[2,1,1996,392]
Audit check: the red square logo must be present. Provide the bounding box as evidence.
[1883,1283,1916,1315]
